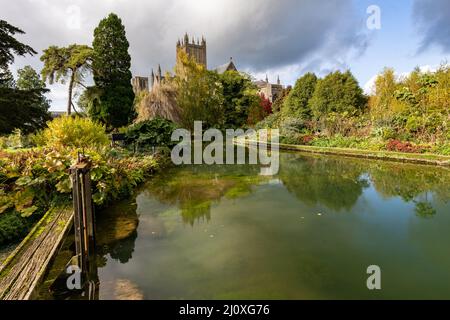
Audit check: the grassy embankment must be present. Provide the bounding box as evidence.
[242,140,450,166]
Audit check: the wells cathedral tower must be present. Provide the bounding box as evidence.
[176,33,207,68]
[132,33,209,93]
[131,33,282,100]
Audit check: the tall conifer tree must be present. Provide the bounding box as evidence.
[91,13,135,128]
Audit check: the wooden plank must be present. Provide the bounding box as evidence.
[0,206,73,300]
[72,169,84,271]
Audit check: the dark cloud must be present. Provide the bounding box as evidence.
[208,0,369,72]
[1,0,369,109]
[413,0,450,53]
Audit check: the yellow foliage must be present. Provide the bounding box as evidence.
[37,116,109,149]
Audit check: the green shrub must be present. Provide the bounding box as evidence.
[0,129,35,150]
[381,127,397,140]
[434,143,450,155]
[0,118,165,245]
[254,112,282,130]
[0,147,161,220]
[0,136,7,149]
[0,211,32,246]
[278,117,308,144]
[125,118,177,150]
[37,116,109,149]
[310,134,375,149]
[405,116,422,133]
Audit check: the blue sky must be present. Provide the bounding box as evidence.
[1,0,449,111]
[350,0,448,91]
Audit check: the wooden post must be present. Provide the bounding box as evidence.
[70,155,97,284]
[44,158,99,299]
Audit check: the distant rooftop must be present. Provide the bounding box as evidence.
[50,111,65,118]
[253,80,268,88]
[214,58,237,74]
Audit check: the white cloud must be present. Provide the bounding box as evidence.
[363,74,378,95]
[45,83,71,112]
[2,0,370,110]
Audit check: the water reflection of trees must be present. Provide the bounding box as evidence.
[279,152,449,216]
[96,152,449,235]
[96,200,139,265]
[367,162,450,201]
[279,153,370,211]
[367,162,450,218]
[144,164,267,226]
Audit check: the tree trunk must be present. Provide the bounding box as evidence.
[67,71,76,115]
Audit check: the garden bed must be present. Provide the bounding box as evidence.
[242,140,450,166]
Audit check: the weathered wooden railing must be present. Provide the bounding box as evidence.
[0,206,73,299]
[0,154,98,300]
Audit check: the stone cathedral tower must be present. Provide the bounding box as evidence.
[176,33,207,68]
[132,33,211,93]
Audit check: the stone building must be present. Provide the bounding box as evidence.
[132,33,208,93]
[214,57,237,74]
[131,34,258,94]
[255,75,284,102]
[131,76,149,93]
[176,33,207,68]
[150,64,165,90]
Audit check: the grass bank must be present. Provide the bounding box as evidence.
[243,140,450,166]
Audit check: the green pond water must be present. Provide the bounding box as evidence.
[42,151,450,299]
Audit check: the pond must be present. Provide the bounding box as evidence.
[40,151,450,299]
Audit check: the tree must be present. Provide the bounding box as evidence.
[368,67,402,123]
[247,94,272,125]
[77,86,103,114]
[283,72,317,119]
[16,65,51,121]
[272,86,291,113]
[0,87,51,134]
[0,20,50,134]
[0,20,36,86]
[218,70,260,128]
[40,44,93,115]
[260,94,273,115]
[309,70,367,119]
[175,50,224,131]
[134,82,182,124]
[17,65,46,90]
[91,13,135,128]
[0,67,15,89]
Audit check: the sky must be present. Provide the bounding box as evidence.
[1,0,449,111]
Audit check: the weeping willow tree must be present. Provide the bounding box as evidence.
[134,80,182,124]
[135,50,225,129]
